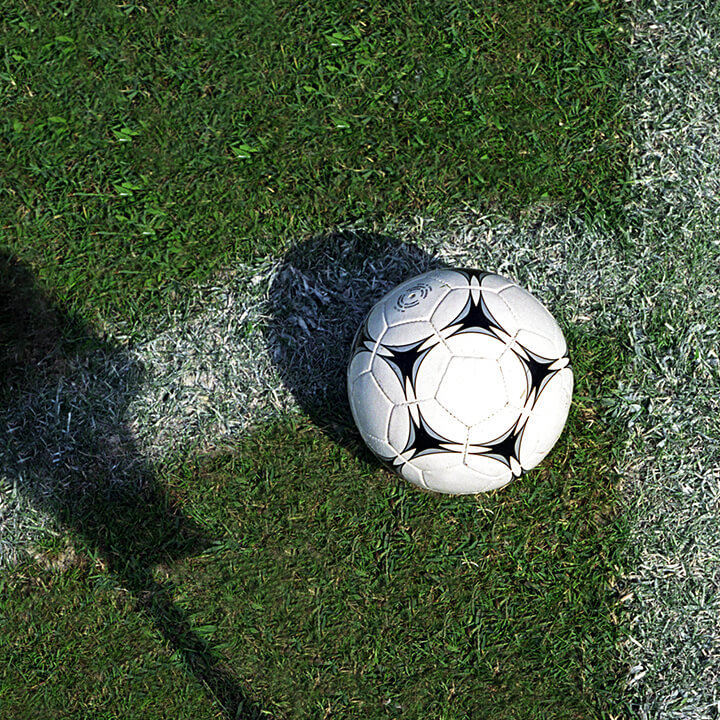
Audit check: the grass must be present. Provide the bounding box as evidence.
[2,0,719,714]
[0,561,216,720]
[607,1,720,712]
[0,0,637,716]
[1,0,630,330]
[0,329,629,719]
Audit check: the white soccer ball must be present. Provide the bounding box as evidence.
[346,268,573,494]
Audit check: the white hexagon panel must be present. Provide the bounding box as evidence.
[347,268,573,494]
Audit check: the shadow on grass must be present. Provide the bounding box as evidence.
[265,228,443,451]
[0,251,265,719]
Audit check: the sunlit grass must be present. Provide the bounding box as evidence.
[1,0,629,329]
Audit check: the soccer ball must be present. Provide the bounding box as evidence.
[346,268,573,494]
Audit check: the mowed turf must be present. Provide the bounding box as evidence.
[2,0,629,328]
[0,330,628,719]
[1,1,631,718]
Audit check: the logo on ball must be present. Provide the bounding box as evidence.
[394,282,432,312]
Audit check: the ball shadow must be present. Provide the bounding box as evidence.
[0,251,265,719]
[265,229,445,451]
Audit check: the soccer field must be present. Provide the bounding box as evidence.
[2,1,719,718]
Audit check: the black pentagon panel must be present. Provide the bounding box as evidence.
[379,332,442,393]
[383,340,428,388]
[457,296,497,335]
[456,268,492,284]
[512,343,573,409]
[467,415,526,473]
[486,429,520,468]
[402,406,458,460]
[444,287,504,341]
[524,352,556,395]
[350,314,375,355]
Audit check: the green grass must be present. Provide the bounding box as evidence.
[1,1,633,716]
[1,0,630,329]
[0,562,216,720]
[0,330,629,719]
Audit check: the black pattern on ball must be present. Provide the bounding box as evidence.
[402,406,457,459]
[346,268,573,494]
[381,336,439,390]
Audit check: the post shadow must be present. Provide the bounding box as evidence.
[264,228,443,450]
[0,251,265,720]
